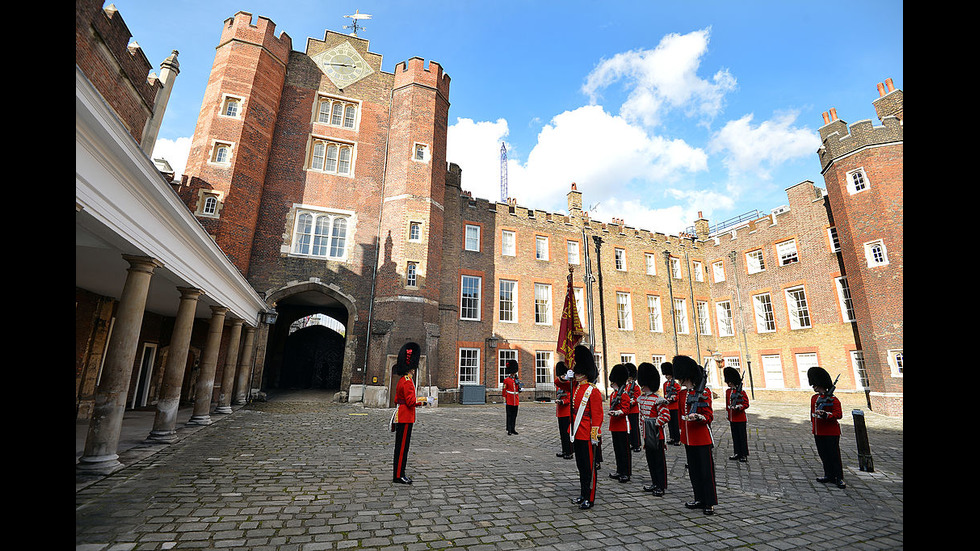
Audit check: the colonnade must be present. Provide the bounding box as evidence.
[76,254,264,475]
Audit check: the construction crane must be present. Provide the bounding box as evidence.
[500,142,508,202]
[343,10,371,36]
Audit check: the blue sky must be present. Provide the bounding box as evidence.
[107,0,903,234]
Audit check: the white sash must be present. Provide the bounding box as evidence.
[572,384,594,437]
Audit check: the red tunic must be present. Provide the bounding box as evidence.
[503,376,520,406]
[627,382,641,415]
[608,387,631,432]
[554,376,571,417]
[810,393,842,436]
[393,375,417,424]
[678,387,713,446]
[663,380,681,411]
[638,392,670,442]
[725,388,749,422]
[571,382,604,441]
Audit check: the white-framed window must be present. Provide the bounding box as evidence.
[827,227,841,252]
[693,261,704,282]
[746,249,765,274]
[761,354,784,389]
[221,95,243,118]
[647,295,663,332]
[573,287,588,328]
[673,298,688,334]
[616,292,633,330]
[291,208,352,259]
[501,230,516,256]
[406,261,418,288]
[776,239,799,266]
[846,167,869,195]
[535,236,549,260]
[851,350,869,389]
[535,351,554,387]
[716,301,734,337]
[567,240,580,265]
[696,300,711,335]
[459,348,480,385]
[534,283,552,325]
[712,260,725,283]
[464,224,481,252]
[645,253,657,276]
[864,240,889,267]
[651,354,667,368]
[408,221,422,241]
[202,195,218,216]
[309,138,354,175]
[753,293,776,333]
[835,276,856,322]
[724,356,740,371]
[499,279,517,322]
[670,257,682,279]
[413,142,430,162]
[887,349,904,378]
[316,96,359,129]
[209,141,233,165]
[795,352,819,389]
[620,353,636,365]
[460,275,482,321]
[615,248,626,271]
[498,349,517,387]
[785,286,811,329]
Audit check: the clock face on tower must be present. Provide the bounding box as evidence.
[314,41,373,89]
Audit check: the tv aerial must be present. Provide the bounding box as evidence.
[343,9,372,36]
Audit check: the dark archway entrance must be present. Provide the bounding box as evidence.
[280,323,345,389]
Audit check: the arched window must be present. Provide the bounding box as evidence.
[309,139,354,175]
[202,196,218,215]
[330,102,343,126]
[343,104,356,128]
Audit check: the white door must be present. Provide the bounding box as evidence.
[795,353,819,389]
[761,354,784,389]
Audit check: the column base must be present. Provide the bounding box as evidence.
[214,406,233,414]
[76,454,123,476]
[145,430,178,444]
[186,415,212,426]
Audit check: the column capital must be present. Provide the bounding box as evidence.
[121,254,163,273]
[210,305,229,316]
[176,286,205,299]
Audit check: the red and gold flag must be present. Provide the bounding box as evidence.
[557,267,584,368]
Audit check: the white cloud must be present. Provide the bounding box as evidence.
[446,117,510,201]
[151,136,192,177]
[708,110,821,180]
[582,28,736,128]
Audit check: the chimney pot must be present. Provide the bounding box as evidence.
[829,108,838,121]
[885,78,895,92]
[822,111,830,124]
[877,82,886,97]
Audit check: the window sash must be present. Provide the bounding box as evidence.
[776,240,799,265]
[673,299,688,333]
[534,283,551,324]
[460,275,481,320]
[465,225,480,251]
[696,301,711,335]
[535,351,552,385]
[536,237,548,260]
[716,301,734,336]
[616,292,632,330]
[459,348,480,385]
[753,294,776,332]
[786,287,811,329]
[567,241,579,264]
[502,231,516,256]
[499,280,516,322]
[746,251,765,273]
[647,295,662,332]
[406,262,417,287]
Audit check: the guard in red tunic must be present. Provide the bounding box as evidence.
[637,362,670,496]
[554,361,574,459]
[607,364,632,483]
[625,363,642,453]
[661,362,681,445]
[392,342,424,484]
[808,366,846,489]
[569,345,603,509]
[674,355,717,515]
[724,366,750,462]
[503,359,522,435]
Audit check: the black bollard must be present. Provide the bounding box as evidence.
[851,409,875,472]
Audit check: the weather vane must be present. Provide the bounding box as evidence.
[343,9,372,37]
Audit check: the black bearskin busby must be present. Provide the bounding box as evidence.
[637,362,660,391]
[625,362,637,380]
[671,355,702,386]
[723,366,742,385]
[505,359,519,374]
[660,361,673,377]
[572,344,599,382]
[609,363,628,387]
[807,366,833,389]
[394,342,421,376]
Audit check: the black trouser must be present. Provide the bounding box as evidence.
[667,409,680,442]
[506,404,518,433]
[645,440,667,490]
[392,423,413,479]
[684,444,717,506]
[730,421,749,457]
[628,412,641,449]
[557,416,572,455]
[611,431,631,476]
[814,434,843,481]
[574,439,596,502]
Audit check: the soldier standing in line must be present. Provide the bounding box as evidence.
[391,342,425,485]
[554,361,574,459]
[504,359,522,435]
[808,366,846,489]
[724,366,750,462]
[661,362,681,445]
[625,363,642,453]
[606,364,632,483]
[637,362,670,496]
[569,345,603,510]
[674,355,717,515]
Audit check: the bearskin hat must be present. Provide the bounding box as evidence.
[625,362,637,380]
[637,362,660,391]
[394,342,421,375]
[505,359,519,374]
[660,361,673,377]
[723,366,742,385]
[609,363,628,387]
[807,366,833,389]
[572,344,599,382]
[671,355,702,386]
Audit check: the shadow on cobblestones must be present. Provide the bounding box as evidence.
[76,391,902,550]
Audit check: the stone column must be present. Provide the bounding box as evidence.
[77,255,162,475]
[215,319,243,414]
[234,326,256,404]
[146,287,203,443]
[187,306,227,425]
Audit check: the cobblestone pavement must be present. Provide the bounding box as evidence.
[76,391,903,550]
